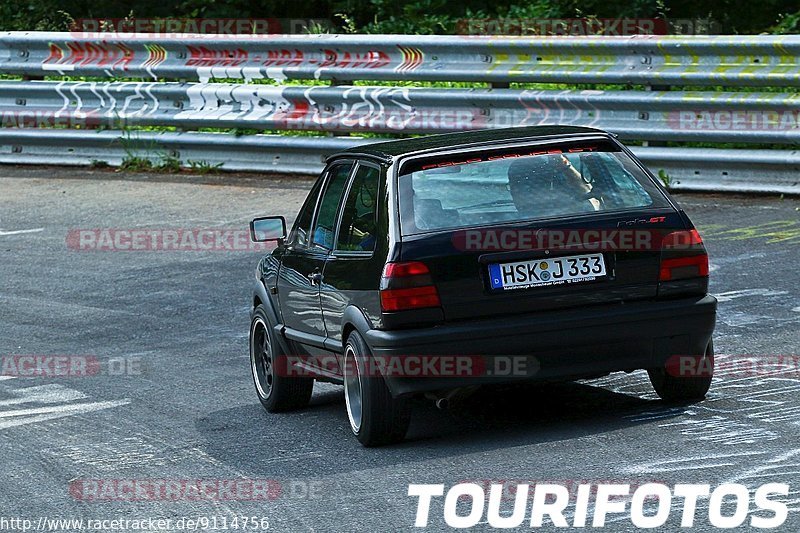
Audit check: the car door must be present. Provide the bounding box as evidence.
[277,160,355,347]
[320,161,384,347]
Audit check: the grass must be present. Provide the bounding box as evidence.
[118,155,154,172]
[187,160,223,174]
[155,154,182,173]
[118,128,182,172]
[658,169,672,189]
[117,154,225,174]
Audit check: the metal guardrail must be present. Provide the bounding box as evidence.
[2,81,799,144]
[0,129,354,174]
[2,32,800,85]
[0,129,796,194]
[0,32,798,194]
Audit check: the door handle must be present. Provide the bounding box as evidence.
[307,270,323,285]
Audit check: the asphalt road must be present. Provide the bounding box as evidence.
[0,166,798,532]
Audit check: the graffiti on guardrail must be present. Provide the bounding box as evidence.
[3,82,798,144]
[0,32,798,194]
[186,46,248,68]
[43,42,135,72]
[4,34,799,85]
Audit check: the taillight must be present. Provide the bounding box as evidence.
[659,230,709,281]
[661,229,704,250]
[659,255,709,281]
[380,261,441,312]
[383,262,430,278]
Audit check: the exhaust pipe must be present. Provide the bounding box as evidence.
[428,386,480,410]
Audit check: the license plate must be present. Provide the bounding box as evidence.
[488,253,606,291]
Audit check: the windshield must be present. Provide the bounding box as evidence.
[397,143,668,235]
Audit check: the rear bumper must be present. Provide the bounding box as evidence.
[364,295,716,397]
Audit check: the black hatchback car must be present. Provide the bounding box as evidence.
[249,126,716,446]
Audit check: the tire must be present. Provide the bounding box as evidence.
[343,331,411,446]
[249,305,313,412]
[648,341,714,402]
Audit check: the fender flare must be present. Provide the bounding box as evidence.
[342,305,405,393]
[252,280,292,355]
[341,305,374,348]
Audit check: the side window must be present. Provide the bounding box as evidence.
[336,164,381,252]
[311,162,354,250]
[287,178,323,248]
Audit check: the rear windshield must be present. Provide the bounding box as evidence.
[397,142,669,235]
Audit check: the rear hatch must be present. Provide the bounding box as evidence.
[399,211,684,322]
[395,139,686,322]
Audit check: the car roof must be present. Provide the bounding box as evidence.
[328,126,611,163]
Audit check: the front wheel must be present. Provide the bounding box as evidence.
[250,305,313,412]
[343,331,411,447]
[648,341,714,402]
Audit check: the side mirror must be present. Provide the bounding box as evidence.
[250,216,287,242]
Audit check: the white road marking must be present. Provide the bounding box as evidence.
[0,228,44,236]
[724,448,800,486]
[713,288,789,302]
[0,399,131,429]
[0,384,88,407]
[0,400,129,419]
[620,451,765,475]
[0,380,130,430]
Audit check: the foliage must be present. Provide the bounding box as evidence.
[658,169,672,188]
[771,10,800,34]
[1,1,798,34]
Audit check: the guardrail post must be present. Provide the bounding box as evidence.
[642,84,671,147]
[329,79,351,137]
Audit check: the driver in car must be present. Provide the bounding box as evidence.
[338,175,379,251]
[507,154,599,217]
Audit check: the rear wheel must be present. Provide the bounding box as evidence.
[250,305,313,412]
[648,341,714,402]
[343,331,411,446]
